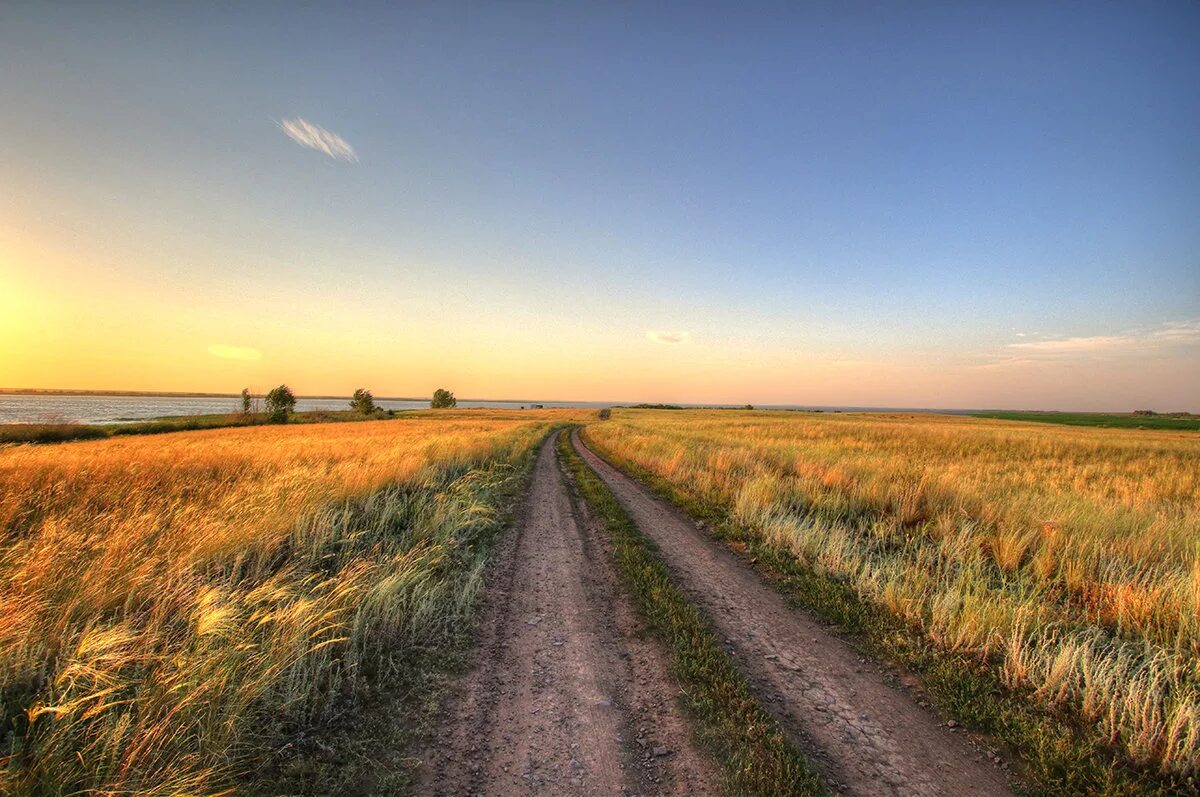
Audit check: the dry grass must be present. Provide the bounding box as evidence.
[587,410,1200,776]
[0,410,584,795]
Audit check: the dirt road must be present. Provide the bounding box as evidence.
[424,432,718,797]
[572,430,1013,797]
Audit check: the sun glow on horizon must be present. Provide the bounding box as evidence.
[1,0,1196,412]
[2,217,1197,412]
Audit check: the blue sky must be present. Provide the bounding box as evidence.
[2,2,1197,409]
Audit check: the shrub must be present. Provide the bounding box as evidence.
[265,385,296,423]
[350,388,376,415]
[431,388,457,409]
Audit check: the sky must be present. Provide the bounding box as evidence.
[2,2,1198,410]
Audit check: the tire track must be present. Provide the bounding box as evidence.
[572,430,1013,797]
[423,432,718,797]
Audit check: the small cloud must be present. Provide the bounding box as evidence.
[278,117,358,162]
[647,330,690,345]
[208,344,262,361]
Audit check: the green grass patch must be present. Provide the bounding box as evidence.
[110,409,396,436]
[0,410,401,445]
[579,429,1192,797]
[558,430,826,797]
[972,411,1200,431]
[0,424,109,444]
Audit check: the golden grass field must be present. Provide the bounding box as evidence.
[0,411,584,795]
[586,410,1200,777]
[5,406,1197,792]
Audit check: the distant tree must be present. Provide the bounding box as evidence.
[350,388,376,414]
[241,388,252,415]
[265,385,296,423]
[431,388,457,409]
[744,404,754,410]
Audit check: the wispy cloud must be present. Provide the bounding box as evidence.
[1006,319,1200,355]
[1007,334,1130,354]
[976,319,1200,369]
[1149,319,1200,344]
[208,344,262,361]
[278,118,358,162]
[647,330,691,345]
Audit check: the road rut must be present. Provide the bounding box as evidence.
[573,430,1013,797]
[424,432,718,797]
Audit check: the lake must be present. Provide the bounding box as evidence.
[0,394,608,425]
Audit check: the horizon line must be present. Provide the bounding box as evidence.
[1,387,1195,416]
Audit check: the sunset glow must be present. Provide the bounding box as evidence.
[2,4,1197,410]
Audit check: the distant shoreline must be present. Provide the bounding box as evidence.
[2,388,245,398]
[0,389,954,411]
[0,388,621,405]
[1,390,1193,416]
[0,388,427,401]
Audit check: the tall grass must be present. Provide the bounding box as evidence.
[586,410,1200,778]
[0,412,581,795]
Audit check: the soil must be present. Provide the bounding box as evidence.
[421,432,720,797]
[571,430,1015,797]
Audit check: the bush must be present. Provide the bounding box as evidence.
[350,388,376,415]
[431,388,457,409]
[265,385,297,423]
[0,424,108,444]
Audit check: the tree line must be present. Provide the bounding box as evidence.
[239,387,457,423]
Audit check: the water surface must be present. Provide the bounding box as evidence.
[0,394,605,425]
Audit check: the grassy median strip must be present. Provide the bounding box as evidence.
[579,427,1190,797]
[557,430,826,797]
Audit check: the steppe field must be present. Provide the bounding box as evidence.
[2,409,1198,796]
[6,3,1196,794]
[585,410,1200,789]
[0,411,585,795]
